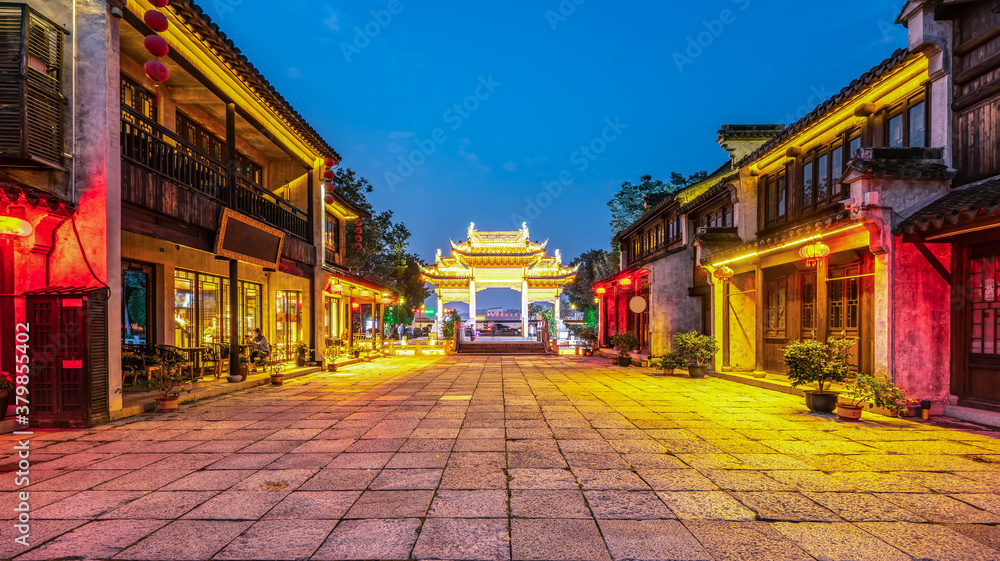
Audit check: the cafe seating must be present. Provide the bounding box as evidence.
[154,344,196,382]
[203,343,231,379]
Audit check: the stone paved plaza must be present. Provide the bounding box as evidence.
[4,355,1000,560]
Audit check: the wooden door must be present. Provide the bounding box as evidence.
[966,246,1000,408]
[828,262,873,374]
[27,296,89,426]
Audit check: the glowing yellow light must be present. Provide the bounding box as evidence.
[619,278,632,286]
[596,287,607,295]
[0,217,32,237]
[713,266,735,281]
[710,223,864,268]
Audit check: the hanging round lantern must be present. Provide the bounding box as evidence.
[799,241,830,268]
[713,266,735,282]
[354,243,362,250]
[144,60,170,82]
[0,216,33,237]
[323,157,335,168]
[381,297,391,305]
[143,10,169,32]
[324,194,335,205]
[355,219,363,227]
[323,169,335,180]
[354,227,362,234]
[619,277,632,287]
[360,290,372,297]
[143,35,169,57]
[351,302,360,310]
[354,235,362,242]
[595,287,606,295]
[150,0,170,6]
[328,282,345,294]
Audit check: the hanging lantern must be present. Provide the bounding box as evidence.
[0,217,32,237]
[143,10,169,32]
[324,194,335,205]
[360,290,372,297]
[713,266,735,282]
[324,157,336,168]
[354,243,362,250]
[355,219,363,227]
[354,227,362,234]
[354,235,362,243]
[351,302,360,310]
[143,35,169,57]
[328,282,345,294]
[619,277,632,287]
[144,60,169,82]
[595,287,606,295]
[323,169,335,180]
[381,297,391,305]
[150,0,170,6]
[799,241,830,268]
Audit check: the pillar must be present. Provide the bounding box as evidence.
[228,258,240,377]
[554,294,561,337]
[754,263,765,375]
[469,280,477,331]
[521,279,529,338]
[437,292,444,338]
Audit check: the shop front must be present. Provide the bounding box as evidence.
[594,269,650,351]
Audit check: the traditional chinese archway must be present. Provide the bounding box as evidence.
[421,223,578,337]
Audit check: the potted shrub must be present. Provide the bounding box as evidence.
[293,342,311,367]
[0,371,13,420]
[654,351,687,377]
[673,331,719,378]
[323,345,338,372]
[838,372,915,421]
[609,332,638,367]
[268,359,288,386]
[135,359,191,411]
[350,344,363,359]
[783,337,855,413]
[578,327,598,356]
[238,355,249,381]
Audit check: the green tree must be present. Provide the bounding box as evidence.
[528,303,557,338]
[564,248,617,320]
[607,171,707,249]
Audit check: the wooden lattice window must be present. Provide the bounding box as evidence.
[971,254,1000,356]
[764,277,787,338]
[0,4,65,168]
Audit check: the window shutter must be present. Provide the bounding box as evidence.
[0,5,26,158]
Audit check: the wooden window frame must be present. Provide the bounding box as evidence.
[762,169,788,228]
[764,277,788,339]
[121,76,157,122]
[885,94,928,148]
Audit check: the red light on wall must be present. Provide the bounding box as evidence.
[0,217,32,237]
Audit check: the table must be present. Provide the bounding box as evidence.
[176,346,208,379]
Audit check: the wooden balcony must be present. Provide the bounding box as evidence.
[120,107,310,241]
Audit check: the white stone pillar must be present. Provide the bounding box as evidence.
[554,295,561,338]
[521,279,529,339]
[437,292,444,338]
[469,279,476,331]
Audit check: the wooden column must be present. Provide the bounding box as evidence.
[228,258,240,377]
[817,257,829,343]
[754,263,765,373]
[226,103,237,208]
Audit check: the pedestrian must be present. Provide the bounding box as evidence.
[248,327,270,372]
[397,323,404,340]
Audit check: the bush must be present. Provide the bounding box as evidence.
[841,372,916,414]
[609,332,639,358]
[673,331,719,367]
[577,327,598,347]
[655,351,686,373]
[782,337,855,393]
[442,310,463,338]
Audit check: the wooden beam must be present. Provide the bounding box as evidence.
[912,240,953,286]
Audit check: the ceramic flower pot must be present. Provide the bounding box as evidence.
[617,357,632,367]
[688,365,708,378]
[804,391,839,413]
[837,403,864,421]
[155,396,179,411]
[226,375,242,383]
[270,374,284,386]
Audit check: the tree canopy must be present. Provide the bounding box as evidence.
[606,171,708,246]
[333,167,430,325]
[563,248,617,326]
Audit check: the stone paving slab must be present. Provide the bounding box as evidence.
[4,355,1000,559]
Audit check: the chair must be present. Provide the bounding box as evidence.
[204,343,231,379]
[155,345,196,382]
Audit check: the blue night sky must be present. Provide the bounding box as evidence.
[201,0,907,310]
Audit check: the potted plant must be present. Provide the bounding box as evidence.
[134,359,191,411]
[782,337,855,413]
[350,344,363,359]
[578,327,598,356]
[654,351,687,377]
[238,355,249,381]
[268,359,288,386]
[323,345,338,372]
[293,342,311,367]
[0,371,13,420]
[838,372,916,421]
[673,331,719,378]
[609,332,639,367]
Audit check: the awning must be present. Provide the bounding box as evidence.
[896,174,1000,240]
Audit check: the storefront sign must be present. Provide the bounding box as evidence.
[629,296,647,313]
[215,209,284,268]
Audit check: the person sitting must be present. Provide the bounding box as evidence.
[248,328,270,372]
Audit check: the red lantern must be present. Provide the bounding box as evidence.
[144,60,169,82]
[355,219,363,227]
[354,235,362,242]
[144,10,169,32]
[143,35,169,57]
[324,194,335,205]
[354,227,362,234]
[799,241,830,268]
[713,266,735,282]
[354,243,362,250]
[323,157,335,167]
[619,277,632,287]
[323,169,335,180]
[595,287,606,295]
[150,0,170,6]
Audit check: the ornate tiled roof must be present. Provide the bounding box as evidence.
[739,48,912,167]
[846,147,955,181]
[895,174,1000,236]
[702,213,859,266]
